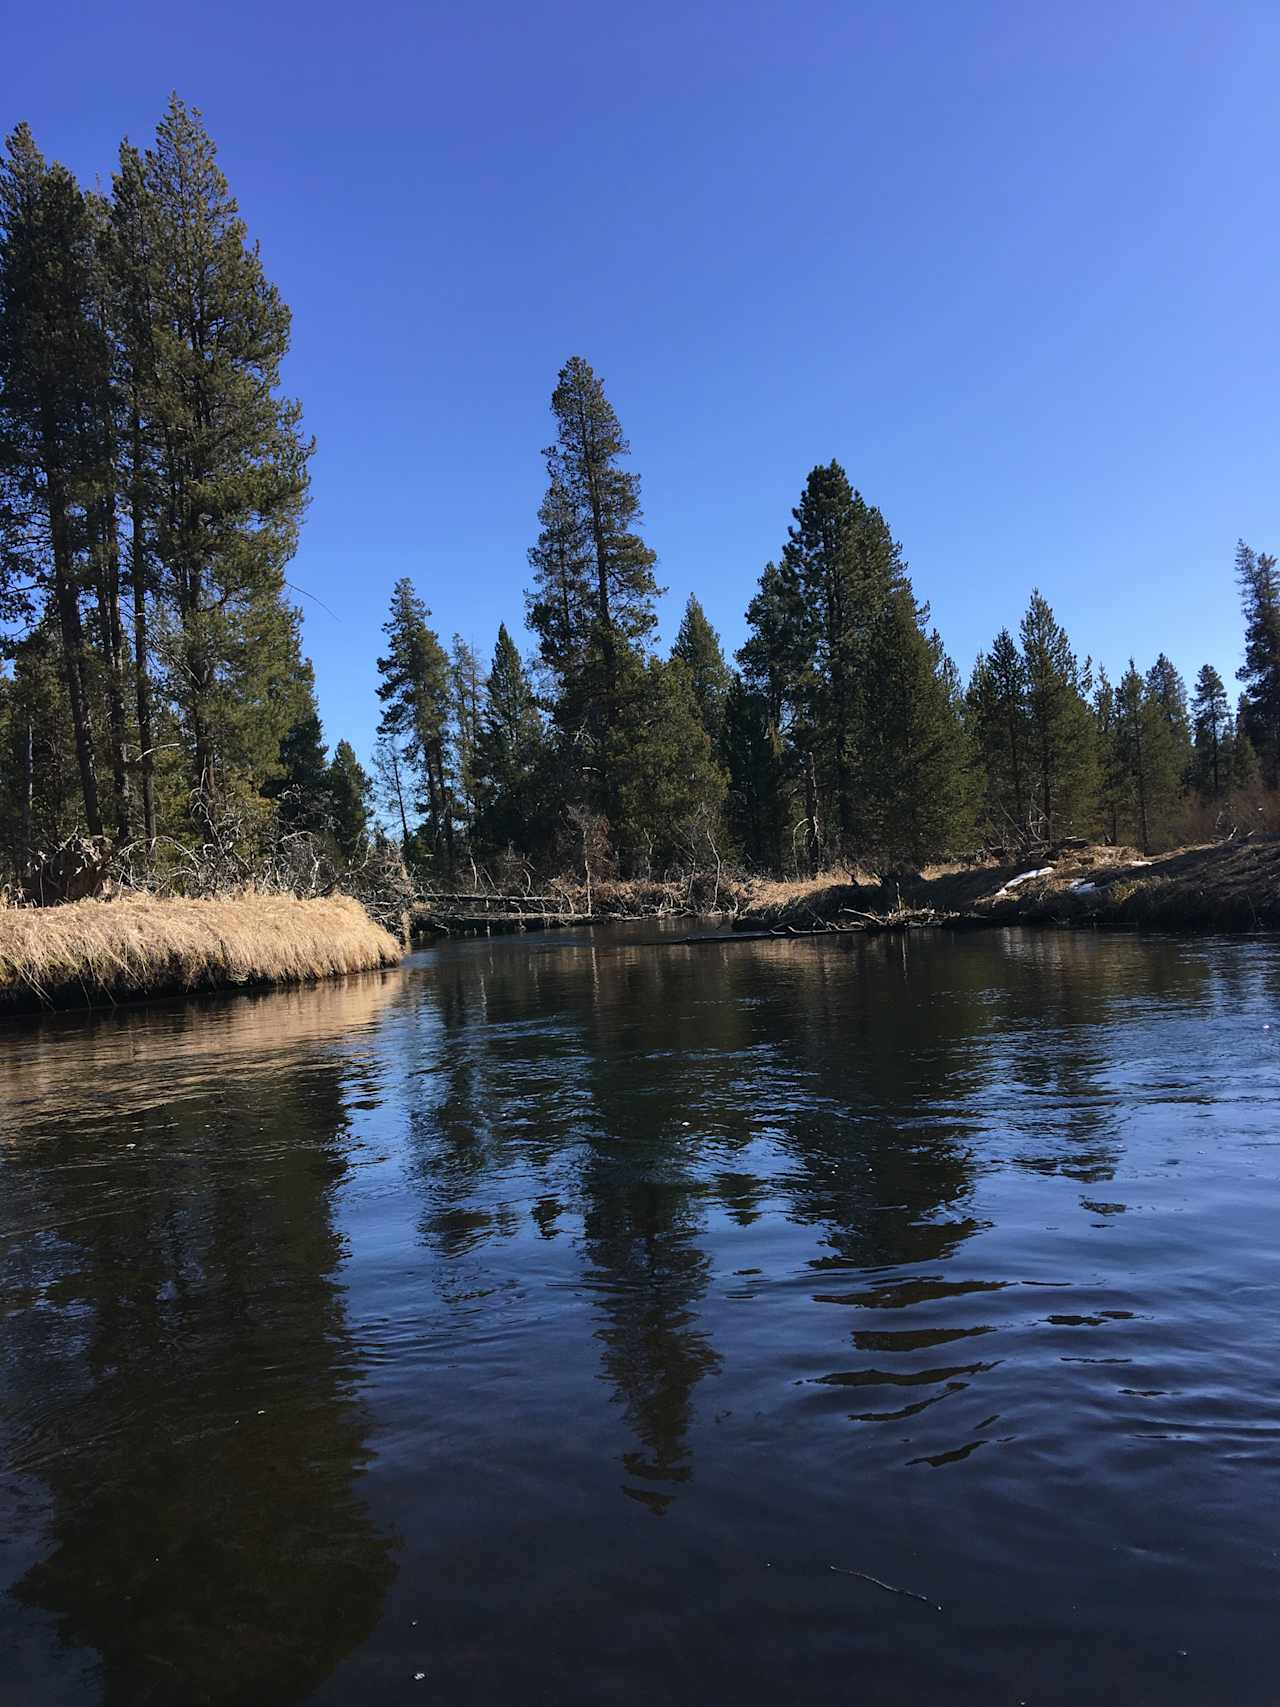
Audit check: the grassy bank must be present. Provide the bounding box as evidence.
[736,838,1280,934]
[0,893,402,1013]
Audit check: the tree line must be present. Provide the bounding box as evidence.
[364,371,1277,883]
[3,103,1278,894]
[0,99,370,882]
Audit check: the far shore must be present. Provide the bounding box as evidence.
[5,837,1275,1018]
[729,836,1280,936]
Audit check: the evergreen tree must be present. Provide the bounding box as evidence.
[967,628,1030,844]
[1145,652,1193,789]
[525,468,592,722]
[449,636,485,842]
[1092,669,1125,845]
[525,356,660,818]
[109,139,164,842]
[1190,663,1230,801]
[740,464,970,867]
[0,124,109,834]
[1115,660,1184,852]
[326,739,371,858]
[265,659,330,832]
[606,655,726,873]
[779,463,909,849]
[139,97,311,802]
[1019,591,1096,841]
[0,627,83,874]
[473,624,548,855]
[866,601,974,864]
[1235,540,1280,788]
[1231,693,1262,794]
[671,595,731,746]
[721,675,787,868]
[737,559,809,865]
[376,578,454,870]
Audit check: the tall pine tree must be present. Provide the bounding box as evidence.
[1235,540,1280,788]
[0,124,109,834]
[473,624,547,856]
[1019,591,1096,842]
[140,97,312,803]
[526,356,660,825]
[376,578,454,871]
[1190,663,1230,801]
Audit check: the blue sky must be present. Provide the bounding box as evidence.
[5,0,1277,763]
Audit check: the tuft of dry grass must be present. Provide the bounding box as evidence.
[742,867,880,914]
[0,892,402,1011]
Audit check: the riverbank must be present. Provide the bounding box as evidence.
[0,893,402,1014]
[409,871,750,935]
[735,838,1280,934]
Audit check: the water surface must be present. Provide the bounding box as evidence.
[2,925,1278,1704]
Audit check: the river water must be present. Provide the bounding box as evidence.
[1,924,1277,1705]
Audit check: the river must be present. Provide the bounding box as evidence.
[1,924,1277,1705]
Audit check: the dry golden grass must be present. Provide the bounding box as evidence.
[741,866,879,913]
[739,839,1280,932]
[0,892,402,1009]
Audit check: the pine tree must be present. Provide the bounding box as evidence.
[780,463,909,849]
[740,465,969,867]
[721,675,788,869]
[326,740,371,858]
[525,356,660,818]
[1092,669,1125,845]
[1115,661,1184,852]
[139,97,312,802]
[449,636,485,843]
[863,597,974,864]
[525,467,592,721]
[109,140,162,840]
[1019,591,1096,842]
[0,627,83,876]
[738,559,809,865]
[671,595,731,746]
[1231,693,1262,794]
[1235,540,1280,788]
[0,124,109,834]
[473,623,547,856]
[376,578,454,870]
[606,654,726,873]
[1145,652,1193,791]
[967,628,1030,845]
[1190,663,1230,801]
[265,659,330,832]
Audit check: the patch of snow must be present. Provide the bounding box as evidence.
[1071,881,1098,895]
[996,866,1054,896]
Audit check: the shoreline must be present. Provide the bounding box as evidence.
[729,837,1280,936]
[6,838,1275,1016]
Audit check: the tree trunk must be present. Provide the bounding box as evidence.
[391,751,410,846]
[20,717,34,873]
[803,749,820,876]
[92,494,133,841]
[130,414,157,841]
[48,478,103,836]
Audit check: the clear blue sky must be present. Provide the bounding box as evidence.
[5,0,1277,765]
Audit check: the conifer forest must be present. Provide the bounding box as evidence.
[3,99,1278,897]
